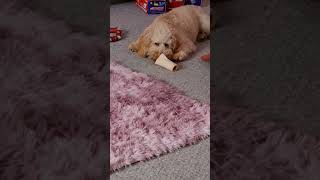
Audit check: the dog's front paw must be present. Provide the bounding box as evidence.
[173,51,187,61]
[128,42,137,52]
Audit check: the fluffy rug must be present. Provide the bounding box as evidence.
[0,4,107,180]
[212,105,320,180]
[110,62,210,171]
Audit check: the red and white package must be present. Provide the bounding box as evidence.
[110,27,123,42]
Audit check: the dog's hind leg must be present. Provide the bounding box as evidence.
[197,11,210,40]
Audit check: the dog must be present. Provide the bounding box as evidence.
[129,5,210,61]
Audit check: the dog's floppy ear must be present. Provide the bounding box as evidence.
[170,34,179,53]
[129,26,152,57]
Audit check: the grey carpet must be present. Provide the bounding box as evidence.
[110,2,210,179]
[111,140,209,180]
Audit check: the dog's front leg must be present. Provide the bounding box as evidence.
[128,41,138,52]
[129,26,152,57]
[172,39,197,61]
[128,37,150,58]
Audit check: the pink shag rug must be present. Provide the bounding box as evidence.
[110,62,210,171]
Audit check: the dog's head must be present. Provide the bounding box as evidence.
[129,22,178,61]
[147,24,177,60]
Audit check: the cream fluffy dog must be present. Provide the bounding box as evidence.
[129,5,210,61]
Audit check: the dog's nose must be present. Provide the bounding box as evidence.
[144,54,149,58]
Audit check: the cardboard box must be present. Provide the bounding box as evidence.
[184,0,201,6]
[136,0,167,14]
[167,0,185,10]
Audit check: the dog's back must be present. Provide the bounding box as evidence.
[154,5,207,42]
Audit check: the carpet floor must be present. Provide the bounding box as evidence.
[110,62,209,171]
[110,2,210,179]
[111,2,210,103]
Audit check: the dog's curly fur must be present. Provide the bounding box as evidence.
[129,5,210,61]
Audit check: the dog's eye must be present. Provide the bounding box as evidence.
[154,42,160,46]
[164,43,169,48]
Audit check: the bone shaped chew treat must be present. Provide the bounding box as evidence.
[155,54,178,71]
